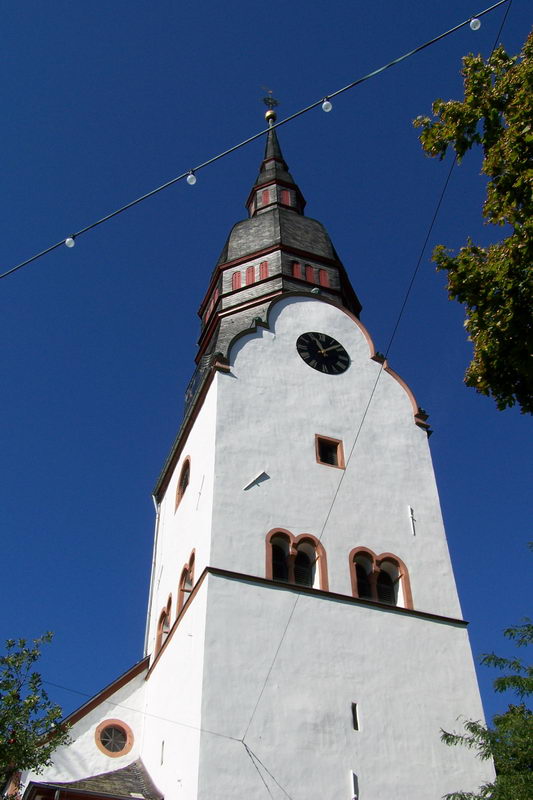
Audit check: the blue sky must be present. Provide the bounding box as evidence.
[1,0,530,727]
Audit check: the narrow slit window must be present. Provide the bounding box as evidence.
[316,435,344,468]
[351,703,359,731]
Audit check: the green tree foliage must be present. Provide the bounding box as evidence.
[414,32,533,413]
[442,620,533,800]
[0,634,69,792]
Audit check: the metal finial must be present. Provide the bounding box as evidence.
[262,88,279,125]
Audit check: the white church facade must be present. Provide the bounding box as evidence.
[18,113,493,799]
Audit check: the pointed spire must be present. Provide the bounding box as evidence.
[246,103,306,217]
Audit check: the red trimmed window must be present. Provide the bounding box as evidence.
[266,530,329,591]
[259,260,269,280]
[232,271,241,291]
[349,548,413,609]
[292,261,302,279]
[318,269,329,287]
[246,265,255,286]
[177,551,195,613]
[261,189,270,205]
[305,265,315,283]
[175,458,190,511]
[281,189,290,205]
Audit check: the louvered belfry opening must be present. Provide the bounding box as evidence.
[294,550,313,587]
[272,544,289,582]
[356,563,372,600]
[377,570,396,605]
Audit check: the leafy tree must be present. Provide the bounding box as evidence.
[414,31,533,413]
[0,634,69,793]
[441,619,533,799]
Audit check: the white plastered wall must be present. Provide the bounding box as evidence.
[145,383,217,655]
[210,295,462,618]
[21,670,146,789]
[141,577,208,799]
[197,574,493,800]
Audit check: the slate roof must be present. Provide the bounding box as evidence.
[52,759,162,800]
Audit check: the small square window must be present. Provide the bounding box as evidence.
[315,435,345,468]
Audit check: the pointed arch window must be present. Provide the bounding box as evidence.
[349,547,413,609]
[266,529,329,590]
[175,457,191,511]
[177,550,195,613]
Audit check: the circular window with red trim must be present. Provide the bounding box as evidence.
[95,719,133,757]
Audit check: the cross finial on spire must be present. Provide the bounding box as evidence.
[262,88,279,126]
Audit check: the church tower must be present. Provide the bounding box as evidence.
[19,112,493,800]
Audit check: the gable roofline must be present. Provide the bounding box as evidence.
[62,657,149,728]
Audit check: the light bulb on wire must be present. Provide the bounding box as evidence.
[469,17,481,30]
[65,237,75,248]
[322,98,333,113]
[186,171,197,186]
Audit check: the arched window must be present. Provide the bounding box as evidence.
[280,189,291,206]
[178,550,195,613]
[232,271,242,291]
[175,458,191,511]
[349,548,413,609]
[266,529,328,590]
[156,595,172,654]
[271,537,289,582]
[259,260,269,280]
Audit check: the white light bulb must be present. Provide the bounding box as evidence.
[470,17,481,30]
[186,172,197,185]
[65,237,75,248]
[322,99,333,113]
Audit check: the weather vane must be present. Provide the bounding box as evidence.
[262,87,279,125]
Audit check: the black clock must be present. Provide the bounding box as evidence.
[296,331,350,374]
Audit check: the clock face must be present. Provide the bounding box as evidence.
[296,331,350,374]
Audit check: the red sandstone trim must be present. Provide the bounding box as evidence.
[265,528,329,591]
[315,434,345,470]
[94,718,134,758]
[348,546,413,610]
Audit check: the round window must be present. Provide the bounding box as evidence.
[100,725,127,752]
[95,719,133,757]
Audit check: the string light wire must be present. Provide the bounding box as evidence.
[34,1,513,791]
[0,0,508,282]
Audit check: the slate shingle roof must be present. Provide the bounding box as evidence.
[53,759,162,800]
